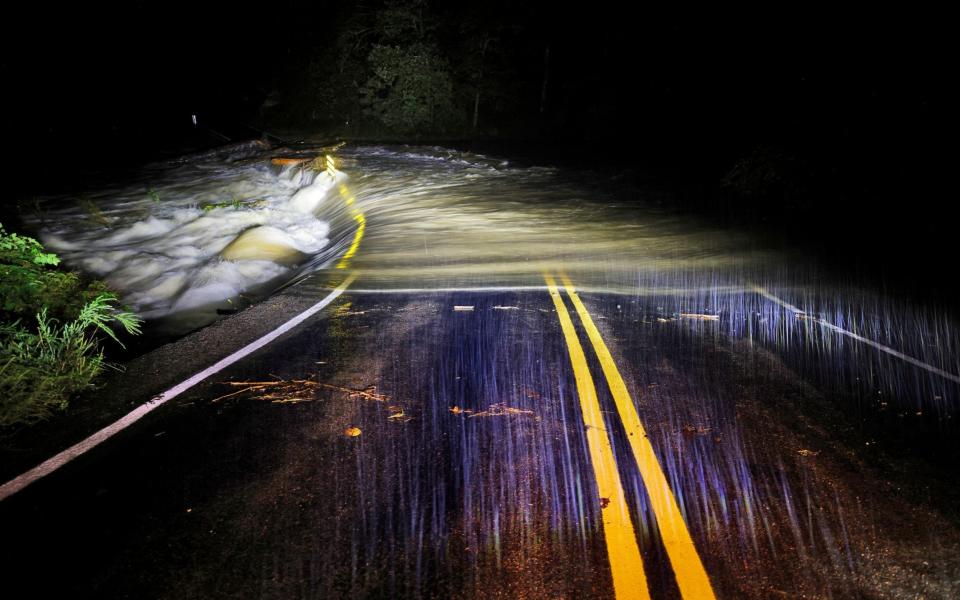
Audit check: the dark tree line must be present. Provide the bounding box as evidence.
[262,0,555,137]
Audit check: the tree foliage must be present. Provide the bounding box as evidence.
[359,43,456,133]
[264,0,525,136]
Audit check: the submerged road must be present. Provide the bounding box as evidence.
[2,145,960,598]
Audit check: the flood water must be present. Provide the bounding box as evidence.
[28,143,767,325]
[26,141,960,432]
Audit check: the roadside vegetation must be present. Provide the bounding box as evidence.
[0,224,141,428]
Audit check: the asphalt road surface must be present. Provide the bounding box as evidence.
[2,145,959,599]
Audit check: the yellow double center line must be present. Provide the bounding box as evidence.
[335,180,365,271]
[545,274,715,600]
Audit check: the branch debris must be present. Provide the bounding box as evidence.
[679,313,720,321]
[213,379,390,403]
[450,403,535,418]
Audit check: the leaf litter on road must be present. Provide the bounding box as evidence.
[213,379,391,404]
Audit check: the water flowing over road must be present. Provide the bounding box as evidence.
[3,142,959,599]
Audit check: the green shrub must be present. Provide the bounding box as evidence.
[0,223,111,325]
[0,226,60,266]
[0,224,142,428]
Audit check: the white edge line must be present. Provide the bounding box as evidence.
[804,316,960,384]
[752,284,806,314]
[0,272,358,502]
[753,284,960,384]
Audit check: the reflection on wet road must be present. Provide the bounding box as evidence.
[3,144,960,598]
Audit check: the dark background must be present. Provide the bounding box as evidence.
[1,2,955,301]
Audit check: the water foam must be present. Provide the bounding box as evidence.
[35,154,338,323]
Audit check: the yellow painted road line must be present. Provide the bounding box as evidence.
[560,275,716,600]
[545,274,650,600]
[335,180,365,271]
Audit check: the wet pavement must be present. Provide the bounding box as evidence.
[3,144,960,598]
[3,281,960,598]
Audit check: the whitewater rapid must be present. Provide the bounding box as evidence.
[32,147,346,329]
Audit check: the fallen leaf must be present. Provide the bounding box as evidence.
[344,427,362,437]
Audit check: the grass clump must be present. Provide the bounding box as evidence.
[0,224,142,428]
[200,194,265,212]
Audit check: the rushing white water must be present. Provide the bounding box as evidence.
[31,147,347,330]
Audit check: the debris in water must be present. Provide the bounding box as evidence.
[77,197,111,228]
[797,449,819,457]
[344,427,362,437]
[271,157,309,166]
[453,305,475,312]
[320,141,347,154]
